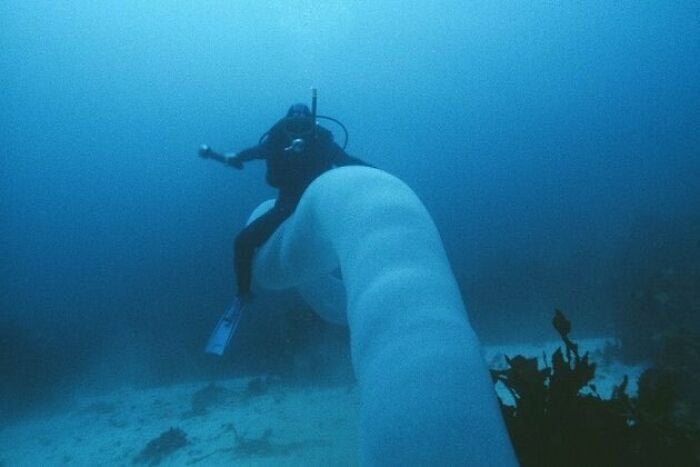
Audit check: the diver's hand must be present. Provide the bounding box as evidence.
[226,154,244,170]
[198,144,214,158]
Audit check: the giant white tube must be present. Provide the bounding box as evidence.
[252,167,517,466]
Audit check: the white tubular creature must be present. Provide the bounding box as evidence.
[250,166,517,466]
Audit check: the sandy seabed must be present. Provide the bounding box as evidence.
[0,338,645,466]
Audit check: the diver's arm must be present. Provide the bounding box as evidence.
[234,145,267,163]
[198,144,261,169]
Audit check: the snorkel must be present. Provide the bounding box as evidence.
[311,87,318,140]
[313,87,350,150]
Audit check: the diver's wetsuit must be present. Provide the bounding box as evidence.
[232,118,369,297]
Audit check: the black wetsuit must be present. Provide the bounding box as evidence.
[232,118,369,297]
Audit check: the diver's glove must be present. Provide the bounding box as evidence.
[225,154,244,170]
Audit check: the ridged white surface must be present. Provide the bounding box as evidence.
[252,167,517,466]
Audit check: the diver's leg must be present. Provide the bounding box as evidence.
[233,205,292,298]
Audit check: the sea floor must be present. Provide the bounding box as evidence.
[0,338,645,466]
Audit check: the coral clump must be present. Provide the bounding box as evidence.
[133,427,188,466]
[492,310,699,466]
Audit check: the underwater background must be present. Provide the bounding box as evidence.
[2,1,699,421]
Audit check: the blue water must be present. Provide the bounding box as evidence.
[2,1,699,419]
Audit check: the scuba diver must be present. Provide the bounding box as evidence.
[199,97,370,316]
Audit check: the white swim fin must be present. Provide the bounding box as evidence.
[205,298,244,356]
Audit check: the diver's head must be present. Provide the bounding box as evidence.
[284,103,314,137]
[286,103,312,119]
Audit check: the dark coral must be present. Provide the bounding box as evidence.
[492,310,699,467]
[133,427,188,466]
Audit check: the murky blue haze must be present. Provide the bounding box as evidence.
[1,1,698,417]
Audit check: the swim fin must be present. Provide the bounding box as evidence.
[205,298,244,356]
